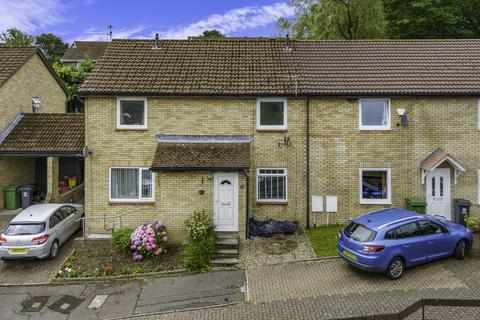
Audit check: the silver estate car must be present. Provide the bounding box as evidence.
[0,204,84,260]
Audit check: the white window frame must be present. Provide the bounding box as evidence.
[359,98,391,131]
[256,168,288,203]
[116,97,147,130]
[477,99,480,131]
[478,169,480,205]
[256,98,288,131]
[359,168,392,205]
[109,167,155,202]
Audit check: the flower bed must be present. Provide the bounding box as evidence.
[57,244,183,279]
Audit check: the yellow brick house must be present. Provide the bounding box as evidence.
[78,38,480,240]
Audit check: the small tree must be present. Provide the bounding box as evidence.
[0,28,34,45]
[35,33,69,64]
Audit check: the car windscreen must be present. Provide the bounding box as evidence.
[4,223,45,235]
[343,221,377,242]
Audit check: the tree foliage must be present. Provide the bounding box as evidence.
[0,28,35,45]
[278,0,386,39]
[35,33,69,64]
[384,0,480,39]
[201,29,225,38]
[52,60,95,100]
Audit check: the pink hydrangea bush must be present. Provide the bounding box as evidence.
[130,220,168,261]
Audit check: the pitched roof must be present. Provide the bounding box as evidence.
[0,113,85,155]
[0,46,37,88]
[420,148,466,172]
[0,45,70,95]
[62,41,109,62]
[80,39,480,97]
[151,142,250,170]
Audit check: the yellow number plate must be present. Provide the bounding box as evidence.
[343,250,356,261]
[9,248,28,254]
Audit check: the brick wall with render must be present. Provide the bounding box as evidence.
[0,54,67,130]
[84,96,479,238]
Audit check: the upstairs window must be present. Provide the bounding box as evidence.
[360,168,391,204]
[256,98,287,130]
[257,168,287,203]
[359,99,390,130]
[109,167,154,202]
[117,97,147,129]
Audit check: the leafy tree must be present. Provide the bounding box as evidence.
[201,29,225,38]
[53,60,95,112]
[384,0,480,39]
[0,28,34,45]
[35,33,68,64]
[278,0,386,39]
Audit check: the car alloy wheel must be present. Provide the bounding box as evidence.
[49,241,59,259]
[386,257,404,280]
[454,240,466,260]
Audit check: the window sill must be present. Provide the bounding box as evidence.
[360,200,392,205]
[256,201,288,205]
[109,200,155,205]
[116,127,148,131]
[359,127,391,131]
[256,127,288,132]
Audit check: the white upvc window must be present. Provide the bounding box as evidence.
[359,168,392,204]
[109,167,154,202]
[478,169,480,205]
[359,99,391,130]
[116,97,147,130]
[256,168,287,203]
[477,100,480,131]
[256,98,287,130]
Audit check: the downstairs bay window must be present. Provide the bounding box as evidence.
[360,168,391,204]
[109,167,154,202]
[257,168,287,203]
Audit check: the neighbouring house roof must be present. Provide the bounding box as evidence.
[420,148,466,172]
[80,39,480,97]
[61,41,109,63]
[151,142,251,170]
[0,113,85,156]
[0,45,70,95]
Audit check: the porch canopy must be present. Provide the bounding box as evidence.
[0,113,85,157]
[151,135,252,171]
[420,148,465,184]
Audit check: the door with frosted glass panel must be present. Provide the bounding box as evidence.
[426,169,451,220]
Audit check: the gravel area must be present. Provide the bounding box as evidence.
[239,232,315,268]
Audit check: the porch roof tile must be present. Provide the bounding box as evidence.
[151,142,250,170]
[0,113,85,155]
[420,148,466,172]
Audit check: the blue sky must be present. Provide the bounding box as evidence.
[0,0,294,43]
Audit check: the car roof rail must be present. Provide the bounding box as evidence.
[377,215,422,229]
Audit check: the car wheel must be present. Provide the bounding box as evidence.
[48,240,59,260]
[385,257,405,280]
[454,240,466,260]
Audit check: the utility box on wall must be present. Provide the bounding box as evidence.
[312,196,323,212]
[326,196,338,212]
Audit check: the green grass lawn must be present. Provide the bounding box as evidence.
[305,225,344,257]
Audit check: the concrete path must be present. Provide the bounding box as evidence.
[0,270,246,319]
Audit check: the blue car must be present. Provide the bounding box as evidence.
[338,208,473,280]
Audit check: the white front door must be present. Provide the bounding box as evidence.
[214,172,238,232]
[426,168,451,220]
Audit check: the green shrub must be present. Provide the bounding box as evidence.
[185,209,215,241]
[111,228,133,251]
[465,215,480,233]
[183,234,215,272]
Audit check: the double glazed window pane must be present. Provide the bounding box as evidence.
[111,168,139,199]
[120,100,145,126]
[361,170,388,199]
[361,100,388,127]
[258,169,286,200]
[260,101,284,126]
[141,170,153,198]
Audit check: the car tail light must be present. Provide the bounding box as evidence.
[0,237,7,245]
[362,245,385,253]
[32,234,49,245]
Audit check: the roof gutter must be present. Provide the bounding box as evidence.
[0,151,85,158]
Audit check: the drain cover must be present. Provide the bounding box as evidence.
[49,295,83,314]
[21,296,49,312]
[88,295,108,310]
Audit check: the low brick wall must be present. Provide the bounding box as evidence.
[73,237,112,250]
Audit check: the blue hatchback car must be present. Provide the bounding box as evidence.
[338,208,473,280]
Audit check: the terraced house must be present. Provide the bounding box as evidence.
[79,38,480,240]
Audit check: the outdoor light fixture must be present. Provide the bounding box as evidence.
[396,108,406,116]
[396,108,409,127]
[32,97,41,113]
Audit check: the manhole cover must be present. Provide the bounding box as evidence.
[49,295,83,314]
[88,295,108,310]
[258,236,298,255]
[21,296,49,312]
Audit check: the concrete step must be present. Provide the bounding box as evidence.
[215,237,239,247]
[216,248,239,255]
[210,258,240,266]
[215,232,239,239]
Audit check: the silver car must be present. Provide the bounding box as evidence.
[0,204,83,260]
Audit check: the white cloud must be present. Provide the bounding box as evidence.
[74,26,147,42]
[0,0,66,33]
[157,2,295,39]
